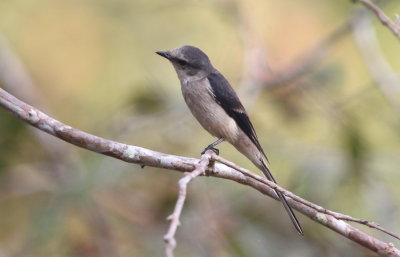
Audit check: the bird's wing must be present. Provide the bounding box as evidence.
[207,71,267,160]
[208,72,302,234]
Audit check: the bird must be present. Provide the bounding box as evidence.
[156,45,303,235]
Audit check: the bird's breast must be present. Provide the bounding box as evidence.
[181,78,239,142]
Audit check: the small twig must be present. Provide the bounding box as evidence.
[351,0,400,40]
[210,153,400,242]
[163,150,213,257]
[327,210,400,241]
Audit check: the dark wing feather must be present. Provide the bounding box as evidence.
[207,72,267,160]
[208,72,302,234]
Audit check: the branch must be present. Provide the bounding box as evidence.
[163,150,213,257]
[351,0,400,40]
[211,154,400,241]
[0,88,196,172]
[0,88,399,257]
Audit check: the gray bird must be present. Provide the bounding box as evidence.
[156,45,303,235]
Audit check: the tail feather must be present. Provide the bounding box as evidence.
[261,159,304,235]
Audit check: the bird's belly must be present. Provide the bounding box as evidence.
[181,81,239,141]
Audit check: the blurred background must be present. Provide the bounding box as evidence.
[0,0,400,256]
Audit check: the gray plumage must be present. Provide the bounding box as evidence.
[156,45,303,235]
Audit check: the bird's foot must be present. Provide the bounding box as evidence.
[201,146,219,155]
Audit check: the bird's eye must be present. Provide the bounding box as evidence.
[177,59,188,66]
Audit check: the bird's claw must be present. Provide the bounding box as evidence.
[201,147,219,155]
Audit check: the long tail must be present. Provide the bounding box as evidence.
[261,159,304,235]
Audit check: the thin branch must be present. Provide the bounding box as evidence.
[163,150,213,257]
[0,88,196,172]
[0,88,399,257]
[327,210,400,241]
[351,0,400,40]
[211,154,400,241]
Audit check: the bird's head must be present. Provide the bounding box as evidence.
[156,45,213,81]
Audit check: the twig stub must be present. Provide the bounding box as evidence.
[163,150,213,257]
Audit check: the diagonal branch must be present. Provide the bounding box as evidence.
[351,0,400,40]
[0,88,399,257]
[211,154,400,241]
[163,150,213,257]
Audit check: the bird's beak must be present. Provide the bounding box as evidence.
[156,51,171,59]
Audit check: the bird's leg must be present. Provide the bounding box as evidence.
[201,138,225,155]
